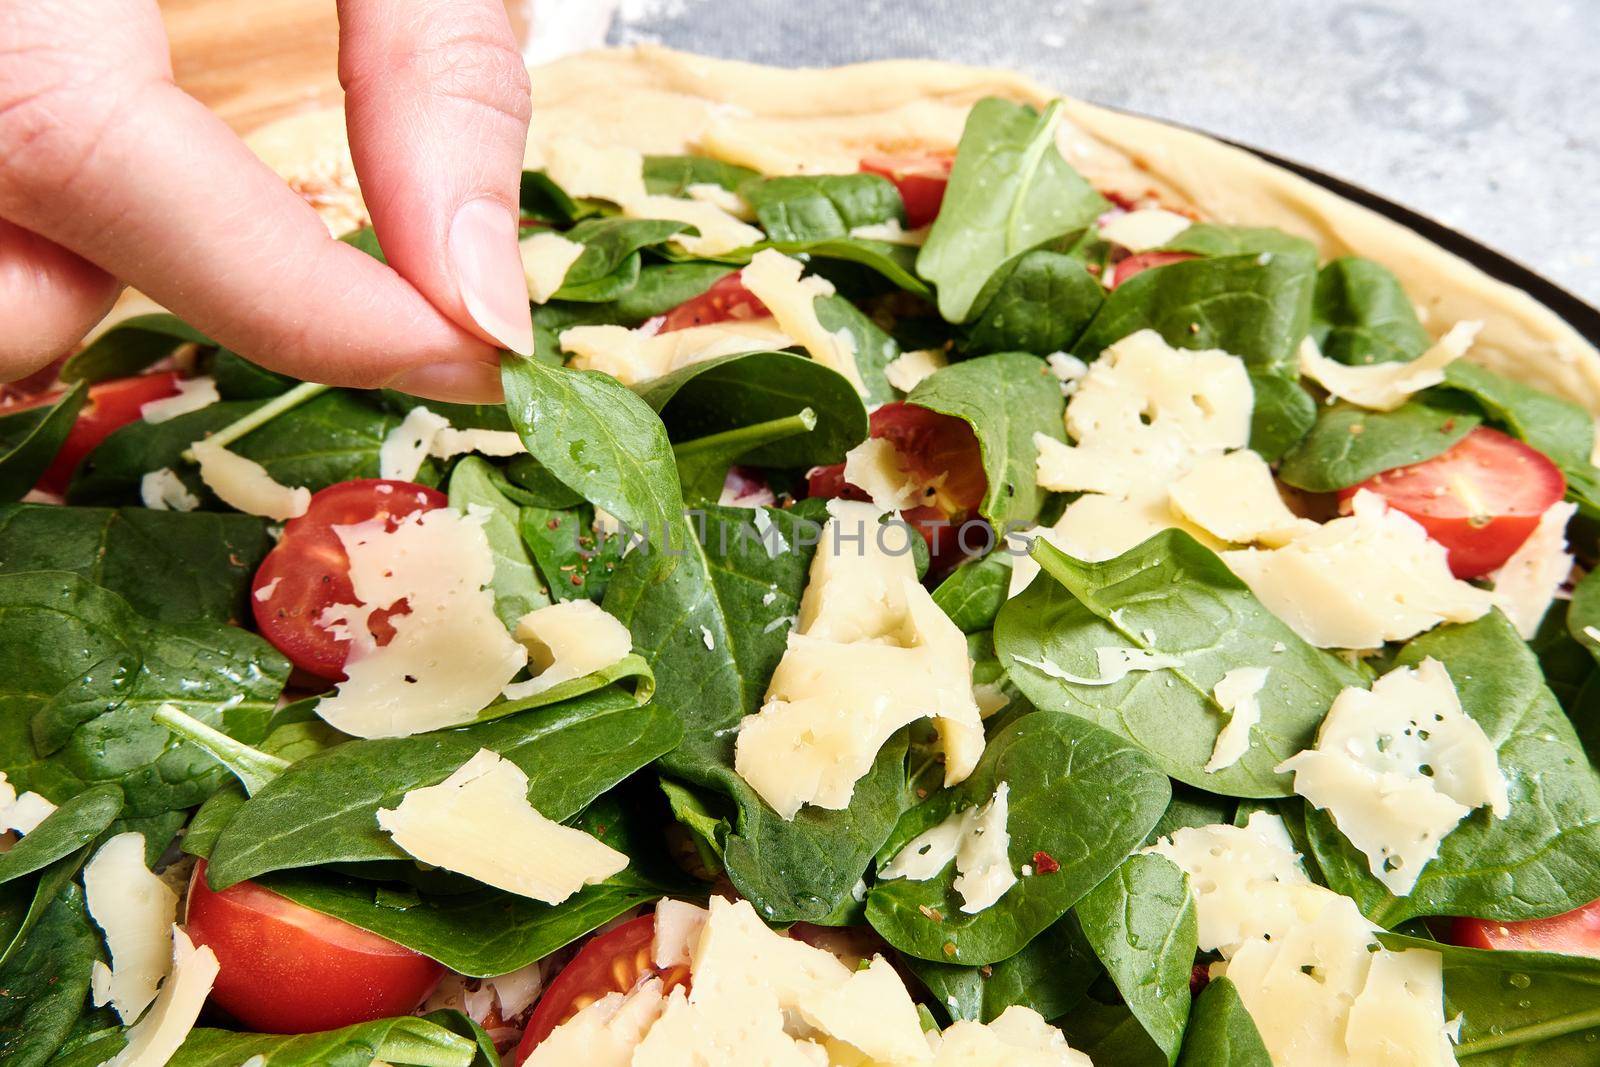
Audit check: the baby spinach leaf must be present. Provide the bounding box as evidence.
[907,914,1099,1024]
[0,886,98,1067]
[205,689,679,887]
[1380,933,1600,1064]
[867,710,1169,966]
[642,154,758,196]
[520,170,588,225]
[1175,977,1271,1067]
[60,313,211,383]
[1161,224,1316,261]
[447,456,549,627]
[0,785,121,887]
[1276,395,1481,492]
[169,1016,479,1067]
[814,293,901,405]
[672,410,818,506]
[42,1026,125,1067]
[636,350,868,469]
[0,572,285,817]
[554,217,691,303]
[1567,567,1600,668]
[212,349,297,399]
[1245,372,1316,464]
[503,456,586,509]
[1309,256,1431,366]
[531,262,736,364]
[996,533,1363,797]
[379,391,515,432]
[0,504,271,624]
[963,249,1103,356]
[756,237,931,297]
[0,383,86,502]
[1076,854,1197,1064]
[1148,786,1236,845]
[931,552,1013,634]
[518,505,624,602]
[474,655,654,724]
[1056,995,1170,1067]
[0,843,93,971]
[741,174,902,242]
[918,98,1108,322]
[907,351,1066,527]
[1306,611,1600,926]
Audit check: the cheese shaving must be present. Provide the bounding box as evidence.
[1298,322,1480,411]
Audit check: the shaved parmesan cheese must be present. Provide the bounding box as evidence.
[1298,322,1480,411]
[1491,501,1577,638]
[1169,450,1314,547]
[1045,352,1089,393]
[1278,657,1508,895]
[140,376,218,424]
[502,600,632,700]
[377,749,628,904]
[139,468,200,512]
[685,182,753,219]
[537,137,648,204]
[430,427,526,460]
[652,899,708,970]
[850,219,928,246]
[1050,491,1186,563]
[880,783,1018,913]
[804,958,935,1063]
[1205,667,1270,773]
[631,194,764,257]
[520,231,585,304]
[1098,207,1192,251]
[378,406,450,482]
[526,979,666,1067]
[1222,490,1493,649]
[315,509,527,738]
[884,347,948,392]
[843,437,922,510]
[190,440,310,521]
[0,773,56,834]
[736,501,984,817]
[109,928,219,1067]
[1346,947,1460,1066]
[933,1006,1094,1066]
[740,250,865,395]
[85,833,177,1024]
[561,318,793,386]
[1013,646,1183,687]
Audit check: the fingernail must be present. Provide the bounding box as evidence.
[449,197,534,356]
[389,360,504,404]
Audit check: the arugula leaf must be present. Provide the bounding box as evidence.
[1276,395,1481,492]
[866,710,1169,966]
[0,572,285,817]
[918,98,1108,322]
[907,351,1066,527]
[642,154,759,196]
[0,383,86,501]
[963,249,1103,356]
[60,313,212,383]
[906,914,1099,1024]
[204,689,678,887]
[1309,256,1432,366]
[1076,854,1197,1064]
[931,552,1013,634]
[0,785,121,887]
[1304,611,1600,926]
[554,217,691,303]
[741,174,902,241]
[0,504,271,624]
[1175,977,1271,1067]
[447,456,550,628]
[996,533,1364,797]
[168,1016,479,1067]
[0,886,98,1067]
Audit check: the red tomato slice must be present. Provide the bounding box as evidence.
[1109,251,1197,289]
[1338,426,1566,580]
[1450,899,1600,958]
[514,914,690,1063]
[860,154,954,230]
[185,861,443,1033]
[6,371,183,494]
[658,274,770,333]
[250,479,447,680]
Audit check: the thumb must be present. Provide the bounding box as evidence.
[338,0,535,357]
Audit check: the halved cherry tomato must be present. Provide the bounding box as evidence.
[185,861,443,1033]
[860,154,954,229]
[1338,426,1566,580]
[1450,899,1600,958]
[514,914,690,1063]
[807,402,987,571]
[250,479,447,680]
[659,274,770,333]
[1109,251,1197,289]
[5,371,182,494]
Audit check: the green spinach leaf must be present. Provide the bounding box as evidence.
[1309,256,1432,366]
[0,383,86,501]
[906,914,1100,1024]
[0,886,98,1067]
[61,313,211,383]
[931,552,1013,634]
[447,456,549,628]
[169,1016,479,1067]
[963,249,1103,356]
[814,293,901,405]
[741,174,902,241]
[1161,224,1317,260]
[1175,977,1271,1067]
[0,785,121,887]
[554,217,691,303]
[518,505,625,602]
[1276,395,1481,492]
[1056,996,1169,1067]
[672,410,819,506]
[642,155,758,196]
[757,237,931,297]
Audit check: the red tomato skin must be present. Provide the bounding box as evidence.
[250,479,447,680]
[185,861,443,1034]
[658,274,770,333]
[1109,251,1197,289]
[1450,898,1600,958]
[11,372,184,494]
[860,154,953,229]
[514,914,689,1063]
[1339,427,1566,580]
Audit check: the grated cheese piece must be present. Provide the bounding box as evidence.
[685,182,753,219]
[652,899,708,971]
[630,193,764,257]
[519,231,585,304]
[1097,207,1192,251]
[842,436,922,511]
[1045,351,1089,394]
[0,772,56,834]
[1278,657,1508,896]
[1298,322,1480,411]
[502,600,632,701]
[1168,450,1315,547]
[430,427,527,460]
[879,783,1018,913]
[739,250,865,395]
[884,347,948,392]
[1205,666,1270,773]
[1491,501,1577,638]
[108,928,219,1067]
[524,979,666,1067]
[139,468,200,512]
[140,376,218,424]
[314,508,527,738]
[561,318,794,386]
[190,440,310,520]
[377,749,628,904]
[85,833,177,1024]
[537,137,649,204]
[378,406,450,482]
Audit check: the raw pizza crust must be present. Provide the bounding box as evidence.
[149,45,1600,411]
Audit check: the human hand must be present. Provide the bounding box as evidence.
[0,0,536,402]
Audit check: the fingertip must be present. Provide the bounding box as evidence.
[386,358,505,404]
[0,221,121,381]
[449,197,535,357]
